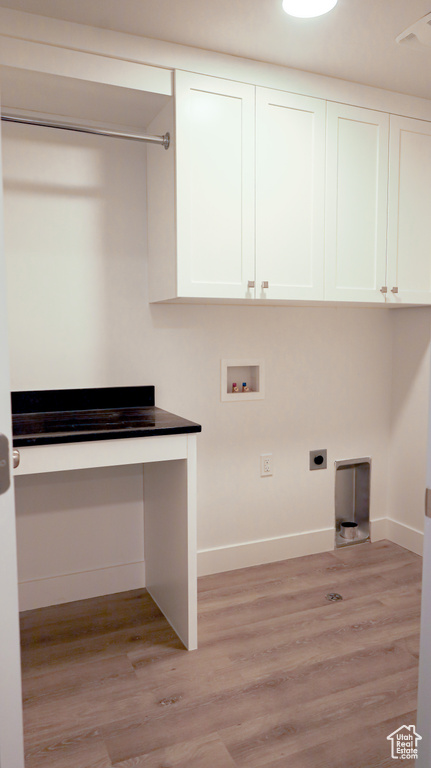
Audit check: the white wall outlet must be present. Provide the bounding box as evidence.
[260,453,273,477]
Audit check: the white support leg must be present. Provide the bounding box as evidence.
[143,435,197,650]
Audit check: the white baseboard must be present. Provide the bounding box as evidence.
[370,517,389,541]
[19,519,424,611]
[197,528,335,577]
[385,518,424,556]
[18,561,146,612]
[198,518,425,578]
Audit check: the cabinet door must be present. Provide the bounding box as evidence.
[387,115,431,305]
[325,103,389,303]
[175,71,255,299]
[255,88,326,300]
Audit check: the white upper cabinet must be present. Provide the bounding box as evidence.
[255,88,326,301]
[387,115,431,305]
[325,103,389,303]
[148,74,326,303]
[147,69,431,307]
[175,71,255,300]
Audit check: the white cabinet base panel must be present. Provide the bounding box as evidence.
[15,434,198,650]
[144,450,197,650]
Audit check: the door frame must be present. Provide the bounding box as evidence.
[415,363,431,766]
[0,103,25,767]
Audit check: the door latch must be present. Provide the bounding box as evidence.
[0,433,11,496]
[426,488,431,518]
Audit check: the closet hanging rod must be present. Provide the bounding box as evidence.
[1,113,170,149]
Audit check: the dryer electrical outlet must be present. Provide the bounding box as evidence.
[309,449,327,470]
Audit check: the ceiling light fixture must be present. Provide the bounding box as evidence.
[282,0,338,18]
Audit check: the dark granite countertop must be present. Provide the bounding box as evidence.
[11,387,201,447]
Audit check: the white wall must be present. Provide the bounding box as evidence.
[386,309,431,554]
[1,118,421,609]
[14,466,145,609]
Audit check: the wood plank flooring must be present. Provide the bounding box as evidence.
[20,540,422,767]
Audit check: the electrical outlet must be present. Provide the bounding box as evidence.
[260,453,273,476]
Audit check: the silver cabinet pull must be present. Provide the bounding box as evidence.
[261,281,269,289]
[13,449,20,469]
[247,280,255,288]
[380,286,388,294]
[391,287,399,294]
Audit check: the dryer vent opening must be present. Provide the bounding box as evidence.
[335,458,370,547]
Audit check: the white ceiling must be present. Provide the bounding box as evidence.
[1,0,431,100]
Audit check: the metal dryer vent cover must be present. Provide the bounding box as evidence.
[396,11,431,51]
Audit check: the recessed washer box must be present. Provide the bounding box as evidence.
[221,359,264,402]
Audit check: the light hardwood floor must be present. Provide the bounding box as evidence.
[20,539,422,767]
